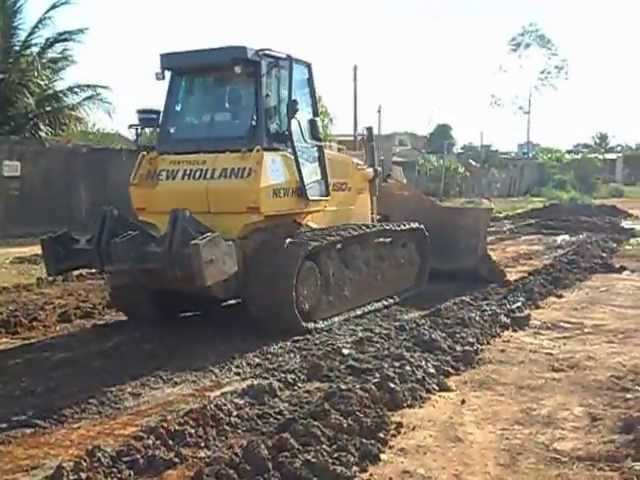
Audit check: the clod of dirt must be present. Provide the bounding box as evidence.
[241,439,272,476]
[242,381,281,405]
[619,415,640,435]
[510,310,532,330]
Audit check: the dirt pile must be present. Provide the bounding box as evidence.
[0,279,111,337]
[512,203,633,220]
[491,203,636,239]
[48,233,629,480]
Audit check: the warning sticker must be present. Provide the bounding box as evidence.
[2,160,21,178]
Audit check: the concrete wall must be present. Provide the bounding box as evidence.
[463,160,542,198]
[621,153,640,185]
[397,158,541,198]
[0,137,137,238]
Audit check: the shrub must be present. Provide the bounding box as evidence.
[540,186,591,204]
[536,148,603,200]
[571,156,601,195]
[606,184,625,198]
[594,183,626,199]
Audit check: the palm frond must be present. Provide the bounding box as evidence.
[36,27,85,61]
[18,0,73,55]
[0,0,111,139]
[1,0,26,65]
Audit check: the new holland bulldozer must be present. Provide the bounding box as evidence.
[40,46,503,333]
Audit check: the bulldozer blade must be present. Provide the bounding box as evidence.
[40,207,238,289]
[40,207,140,277]
[378,181,505,283]
[107,209,238,288]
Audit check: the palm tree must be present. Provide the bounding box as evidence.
[0,0,111,139]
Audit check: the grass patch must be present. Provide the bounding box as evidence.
[539,186,592,204]
[594,183,640,199]
[491,197,548,216]
[623,184,640,198]
[441,198,493,208]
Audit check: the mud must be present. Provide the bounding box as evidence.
[0,202,635,479]
[0,276,111,338]
[0,310,271,438]
[47,233,630,480]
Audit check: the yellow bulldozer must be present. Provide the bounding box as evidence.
[41,46,503,333]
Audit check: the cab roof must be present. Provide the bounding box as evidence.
[160,46,290,72]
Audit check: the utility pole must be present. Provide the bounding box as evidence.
[525,88,532,158]
[376,104,383,162]
[480,131,485,163]
[440,140,448,198]
[353,65,358,150]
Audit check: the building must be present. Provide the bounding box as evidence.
[517,141,541,158]
[331,131,427,179]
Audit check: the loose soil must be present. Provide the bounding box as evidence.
[365,272,640,480]
[0,202,635,479]
[366,201,640,480]
[0,276,112,339]
[0,245,43,287]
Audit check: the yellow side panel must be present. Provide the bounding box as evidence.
[258,151,325,214]
[129,148,374,239]
[207,151,262,213]
[130,150,261,214]
[304,150,372,227]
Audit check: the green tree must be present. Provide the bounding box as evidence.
[537,147,601,200]
[591,131,611,156]
[491,23,568,155]
[0,0,111,139]
[317,95,333,142]
[426,123,455,153]
[61,122,136,148]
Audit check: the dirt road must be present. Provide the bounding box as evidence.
[366,208,640,480]
[0,202,636,479]
[365,272,640,480]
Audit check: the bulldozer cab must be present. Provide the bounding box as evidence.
[152,46,329,200]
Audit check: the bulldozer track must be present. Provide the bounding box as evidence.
[245,222,430,333]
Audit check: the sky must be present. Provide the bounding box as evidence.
[25,0,640,151]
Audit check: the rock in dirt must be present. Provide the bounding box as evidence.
[619,415,640,435]
[510,310,532,330]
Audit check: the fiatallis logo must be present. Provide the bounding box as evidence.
[144,166,253,182]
